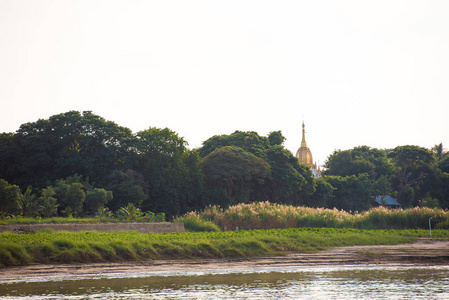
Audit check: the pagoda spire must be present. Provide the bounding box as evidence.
[301,121,307,147]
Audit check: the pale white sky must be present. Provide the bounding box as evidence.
[1,0,448,164]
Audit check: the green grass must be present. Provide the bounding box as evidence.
[1,227,448,267]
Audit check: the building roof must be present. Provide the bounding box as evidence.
[374,196,401,207]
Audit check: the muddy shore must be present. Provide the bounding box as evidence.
[1,238,448,282]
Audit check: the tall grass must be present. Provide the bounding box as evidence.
[185,201,449,230]
[2,227,447,267]
[174,213,220,232]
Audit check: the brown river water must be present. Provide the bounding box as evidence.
[1,265,448,299]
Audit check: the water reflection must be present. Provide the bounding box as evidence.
[1,266,448,299]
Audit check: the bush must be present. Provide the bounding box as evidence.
[175,212,220,232]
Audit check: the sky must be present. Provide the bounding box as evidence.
[1,0,448,165]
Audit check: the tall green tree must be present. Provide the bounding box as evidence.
[11,111,134,189]
[325,174,374,211]
[199,131,269,158]
[388,145,436,206]
[177,150,206,214]
[0,179,21,214]
[134,127,188,217]
[201,146,271,206]
[263,145,314,205]
[324,146,394,180]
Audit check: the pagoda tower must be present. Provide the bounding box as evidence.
[295,122,321,177]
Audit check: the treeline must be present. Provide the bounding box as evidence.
[0,111,448,219]
[323,145,449,210]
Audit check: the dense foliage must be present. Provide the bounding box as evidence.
[323,145,449,209]
[0,111,448,219]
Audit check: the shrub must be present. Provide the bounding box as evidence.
[175,212,220,232]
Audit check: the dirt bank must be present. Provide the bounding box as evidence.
[1,238,448,281]
[0,222,184,233]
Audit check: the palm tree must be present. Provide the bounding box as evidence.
[432,143,444,161]
[17,188,39,217]
[97,206,113,219]
[116,203,141,220]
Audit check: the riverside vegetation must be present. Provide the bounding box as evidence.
[0,203,166,225]
[1,202,449,267]
[2,228,449,267]
[176,202,449,231]
[1,112,448,267]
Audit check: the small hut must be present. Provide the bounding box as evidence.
[373,196,401,209]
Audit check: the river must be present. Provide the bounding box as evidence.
[1,265,448,299]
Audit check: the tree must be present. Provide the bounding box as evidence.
[177,150,206,214]
[268,131,286,146]
[38,187,58,218]
[17,188,39,217]
[263,145,314,205]
[419,195,440,208]
[0,179,21,214]
[106,170,146,211]
[438,155,449,173]
[401,186,415,208]
[439,173,449,209]
[372,175,392,197]
[11,111,134,189]
[324,150,353,177]
[201,146,271,206]
[199,131,269,158]
[325,174,374,211]
[134,127,189,217]
[324,146,394,180]
[388,145,436,205]
[84,188,113,215]
[304,177,335,208]
[431,143,444,161]
[0,133,16,183]
[54,180,86,217]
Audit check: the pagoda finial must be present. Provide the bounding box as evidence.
[301,121,307,147]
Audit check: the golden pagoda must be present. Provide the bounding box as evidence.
[296,122,321,177]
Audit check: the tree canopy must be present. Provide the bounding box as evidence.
[0,111,447,219]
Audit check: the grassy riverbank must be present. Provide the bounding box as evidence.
[1,228,448,267]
